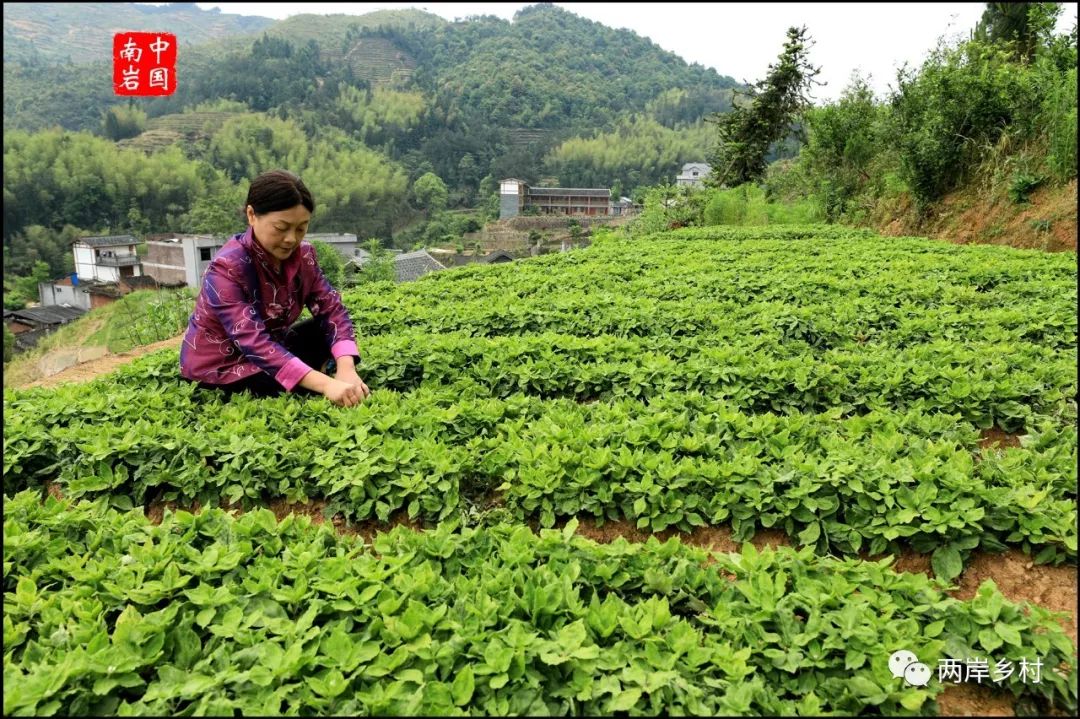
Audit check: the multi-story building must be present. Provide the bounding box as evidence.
[499,179,612,219]
[72,235,144,283]
[142,233,226,288]
[676,162,712,187]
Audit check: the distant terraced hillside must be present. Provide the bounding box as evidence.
[507,128,554,148]
[145,110,250,136]
[115,109,254,152]
[337,35,417,86]
[3,2,272,66]
[260,10,441,87]
[260,9,443,47]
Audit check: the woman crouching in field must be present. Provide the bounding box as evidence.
[180,169,370,408]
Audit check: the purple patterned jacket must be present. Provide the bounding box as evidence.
[179,226,359,391]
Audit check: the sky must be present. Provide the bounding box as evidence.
[176,2,1077,104]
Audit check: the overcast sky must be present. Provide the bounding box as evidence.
[181,2,1077,104]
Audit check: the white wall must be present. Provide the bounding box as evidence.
[73,246,97,281]
[38,282,89,309]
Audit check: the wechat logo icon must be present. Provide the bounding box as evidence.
[890,650,932,687]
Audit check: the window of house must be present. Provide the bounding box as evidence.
[200,248,213,262]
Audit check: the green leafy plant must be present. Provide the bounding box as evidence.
[1008,170,1044,204]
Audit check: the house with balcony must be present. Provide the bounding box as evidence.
[499,179,612,220]
[72,235,144,283]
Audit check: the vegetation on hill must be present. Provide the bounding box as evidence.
[3,2,1075,297]
[636,3,1076,253]
[3,2,746,289]
[2,287,196,387]
[1,2,273,67]
[770,4,1077,230]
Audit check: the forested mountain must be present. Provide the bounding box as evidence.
[3,2,742,291]
[2,2,272,66]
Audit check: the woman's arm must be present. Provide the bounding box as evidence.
[300,245,369,398]
[300,245,360,364]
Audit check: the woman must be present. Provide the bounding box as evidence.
[180,169,370,408]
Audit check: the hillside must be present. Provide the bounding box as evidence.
[2,1,744,260]
[872,178,1078,253]
[3,4,737,133]
[2,2,272,66]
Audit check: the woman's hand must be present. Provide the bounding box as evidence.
[334,363,371,400]
[324,378,365,407]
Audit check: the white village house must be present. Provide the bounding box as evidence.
[72,235,144,283]
[305,233,361,261]
[676,162,712,187]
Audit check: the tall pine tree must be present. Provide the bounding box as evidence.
[706,26,822,187]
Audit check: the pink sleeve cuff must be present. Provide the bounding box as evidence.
[275,356,314,393]
[331,340,359,360]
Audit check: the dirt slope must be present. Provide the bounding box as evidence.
[22,335,183,390]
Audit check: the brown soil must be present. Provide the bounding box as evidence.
[874,178,1077,253]
[936,683,1016,717]
[564,516,791,554]
[22,334,183,390]
[979,427,1024,450]
[950,550,1078,647]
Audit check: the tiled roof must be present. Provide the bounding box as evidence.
[307,233,358,243]
[121,275,161,289]
[74,235,139,247]
[6,305,86,325]
[481,250,516,264]
[526,187,610,197]
[393,250,447,282]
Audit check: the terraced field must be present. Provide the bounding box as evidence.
[4,225,1077,715]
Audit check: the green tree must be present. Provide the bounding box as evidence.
[126,201,150,237]
[356,238,396,285]
[973,2,1062,61]
[101,103,147,141]
[208,115,310,185]
[182,178,245,235]
[706,26,823,186]
[310,239,346,290]
[412,171,449,213]
[13,260,53,304]
[568,219,585,245]
[890,39,1031,207]
[6,225,80,278]
[797,73,885,219]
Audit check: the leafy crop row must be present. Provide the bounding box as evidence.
[5,370,1075,576]
[44,333,1074,429]
[342,238,1075,350]
[5,492,1076,716]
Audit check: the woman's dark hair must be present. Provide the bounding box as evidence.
[246,169,315,216]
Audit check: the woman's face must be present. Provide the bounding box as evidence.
[247,204,311,264]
